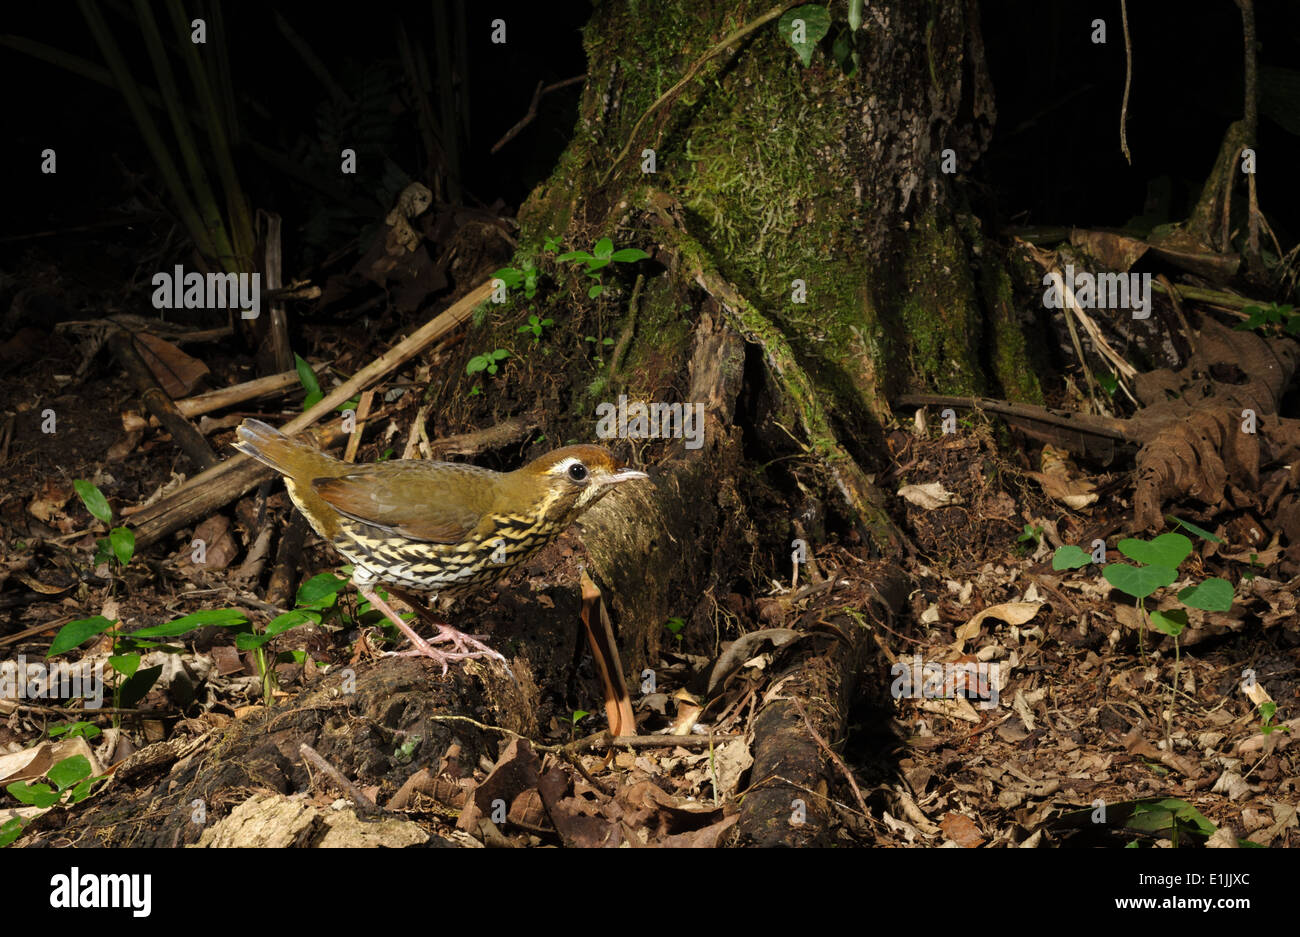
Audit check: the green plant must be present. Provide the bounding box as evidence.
[1054,528,1234,742]
[48,721,101,742]
[584,334,615,368]
[567,709,589,739]
[0,817,24,848]
[1258,702,1291,736]
[466,349,510,396]
[492,262,540,300]
[1234,302,1299,338]
[1016,523,1043,551]
[517,313,553,343]
[556,237,648,299]
[294,353,359,412]
[74,479,134,569]
[1096,371,1119,396]
[665,617,686,642]
[6,754,103,810]
[49,608,249,715]
[466,348,509,377]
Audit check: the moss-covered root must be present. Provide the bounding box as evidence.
[645,190,905,555]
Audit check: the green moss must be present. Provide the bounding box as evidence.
[897,211,983,395]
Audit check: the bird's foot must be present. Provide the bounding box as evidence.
[384,625,510,677]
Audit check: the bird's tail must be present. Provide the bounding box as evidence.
[233,419,337,481]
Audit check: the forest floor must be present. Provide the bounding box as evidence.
[1,291,1296,848]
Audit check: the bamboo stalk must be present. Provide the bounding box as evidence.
[165,0,254,268]
[133,0,237,271]
[77,0,219,263]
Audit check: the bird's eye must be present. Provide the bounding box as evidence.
[568,462,589,482]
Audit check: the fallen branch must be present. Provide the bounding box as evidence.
[126,281,492,548]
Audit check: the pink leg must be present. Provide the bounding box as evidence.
[359,585,508,676]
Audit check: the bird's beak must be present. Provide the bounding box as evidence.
[599,467,650,486]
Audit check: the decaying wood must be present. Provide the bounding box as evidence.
[108,329,218,471]
[733,565,909,846]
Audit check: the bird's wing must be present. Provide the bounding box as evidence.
[310,462,497,543]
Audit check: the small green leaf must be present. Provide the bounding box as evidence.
[610,248,648,263]
[466,355,488,375]
[47,755,91,791]
[555,250,592,264]
[6,781,58,808]
[1177,578,1233,612]
[297,573,348,607]
[779,5,831,67]
[294,353,322,399]
[1164,515,1221,543]
[593,237,613,259]
[67,776,100,804]
[491,267,523,288]
[48,721,100,741]
[107,653,141,678]
[236,631,272,650]
[0,817,26,847]
[1103,563,1177,600]
[48,616,115,658]
[73,480,112,524]
[1052,545,1092,570]
[1149,608,1187,637]
[1118,533,1192,568]
[589,284,604,299]
[109,527,134,566]
[266,609,316,637]
[117,665,162,709]
[130,608,247,638]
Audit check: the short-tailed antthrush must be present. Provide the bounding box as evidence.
[233,419,648,672]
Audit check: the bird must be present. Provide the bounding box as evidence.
[232,418,649,673]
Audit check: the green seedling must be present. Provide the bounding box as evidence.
[1054,527,1234,744]
[1017,523,1043,551]
[517,314,553,342]
[74,479,134,569]
[556,237,648,299]
[294,353,359,412]
[665,617,686,642]
[1258,702,1290,736]
[567,709,589,739]
[584,334,615,368]
[466,349,510,378]
[492,262,540,300]
[49,607,250,717]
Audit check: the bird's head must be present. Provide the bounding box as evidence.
[510,444,649,524]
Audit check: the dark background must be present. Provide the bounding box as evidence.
[3,1,1297,290]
